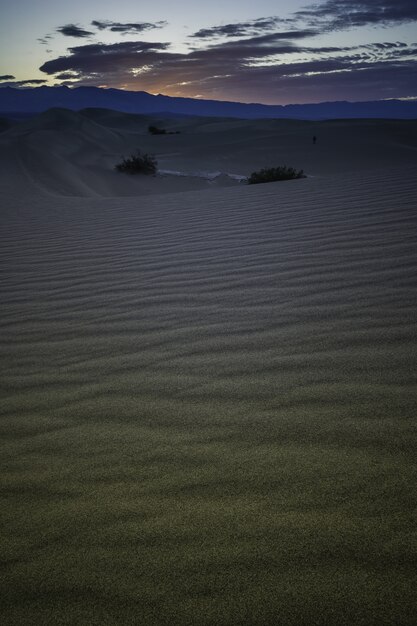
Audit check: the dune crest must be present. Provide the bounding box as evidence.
[1,109,417,197]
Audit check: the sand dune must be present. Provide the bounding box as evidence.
[1,109,417,197]
[1,129,417,625]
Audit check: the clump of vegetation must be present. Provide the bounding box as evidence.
[148,125,167,135]
[247,166,305,185]
[148,124,180,135]
[115,151,157,175]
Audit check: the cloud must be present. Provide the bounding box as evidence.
[40,41,172,77]
[37,2,417,104]
[57,24,94,38]
[365,42,408,49]
[91,20,167,34]
[17,79,48,85]
[38,28,417,103]
[296,0,417,30]
[55,72,80,80]
[0,74,15,81]
[219,59,417,104]
[190,2,417,43]
[0,79,48,87]
[39,33,324,87]
[38,35,53,45]
[187,31,320,62]
[190,17,289,39]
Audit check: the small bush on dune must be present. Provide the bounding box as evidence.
[148,124,180,135]
[115,151,157,175]
[247,166,305,185]
[148,125,167,135]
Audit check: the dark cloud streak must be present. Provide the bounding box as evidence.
[91,20,167,34]
[0,79,47,87]
[296,0,417,30]
[38,35,53,45]
[57,24,94,38]
[40,41,172,76]
[55,72,80,80]
[190,17,288,39]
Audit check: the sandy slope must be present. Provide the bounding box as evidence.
[1,159,417,624]
[0,109,417,197]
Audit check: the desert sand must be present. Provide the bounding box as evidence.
[1,108,417,196]
[0,111,417,625]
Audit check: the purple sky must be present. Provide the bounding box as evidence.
[1,0,417,103]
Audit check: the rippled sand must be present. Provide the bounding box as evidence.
[1,163,416,624]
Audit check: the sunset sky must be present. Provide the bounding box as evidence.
[1,0,416,104]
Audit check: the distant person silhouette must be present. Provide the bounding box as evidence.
[313,135,317,145]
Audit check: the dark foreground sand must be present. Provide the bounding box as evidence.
[0,114,417,624]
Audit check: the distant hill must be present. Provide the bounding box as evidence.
[0,86,417,120]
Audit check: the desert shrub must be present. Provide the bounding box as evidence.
[115,151,157,175]
[148,125,167,135]
[247,166,305,185]
[148,125,180,135]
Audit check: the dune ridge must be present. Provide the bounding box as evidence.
[1,109,417,198]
